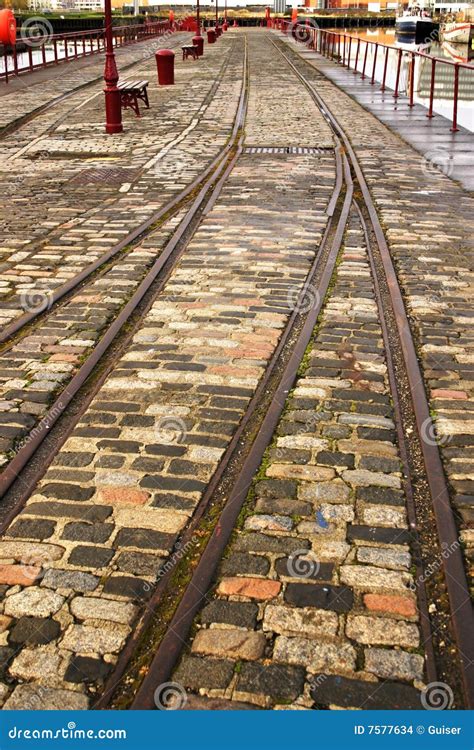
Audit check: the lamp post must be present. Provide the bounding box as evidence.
[192,0,204,54]
[215,0,218,31]
[103,0,122,134]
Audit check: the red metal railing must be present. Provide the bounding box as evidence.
[275,20,473,132]
[1,20,172,83]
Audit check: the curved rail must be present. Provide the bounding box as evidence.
[121,33,473,711]
[271,35,474,708]
[0,36,238,343]
[0,37,247,508]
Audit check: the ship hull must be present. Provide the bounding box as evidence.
[396,17,435,40]
[441,23,474,44]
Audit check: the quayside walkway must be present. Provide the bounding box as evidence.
[0,28,472,712]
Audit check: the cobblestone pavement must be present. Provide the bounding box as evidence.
[0,36,245,464]
[0,29,472,711]
[172,208,425,710]
[0,31,336,708]
[0,32,188,131]
[0,33,242,329]
[273,34,474,597]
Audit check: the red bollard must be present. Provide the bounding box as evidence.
[223,21,228,31]
[192,33,204,56]
[216,25,222,37]
[155,49,175,85]
[207,28,216,44]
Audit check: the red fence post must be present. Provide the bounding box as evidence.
[371,43,378,84]
[381,46,389,91]
[361,41,368,79]
[408,51,415,107]
[354,38,360,73]
[427,58,436,118]
[393,48,402,98]
[451,63,460,132]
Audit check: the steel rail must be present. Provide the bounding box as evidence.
[280,21,472,131]
[0,30,187,140]
[0,38,248,508]
[129,148,353,709]
[272,36,474,708]
[0,37,239,346]
[96,42,349,710]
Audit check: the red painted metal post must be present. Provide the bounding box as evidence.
[3,50,8,82]
[381,45,389,91]
[426,58,436,118]
[347,36,351,68]
[361,41,368,79]
[354,38,360,73]
[408,51,415,107]
[371,43,378,84]
[41,42,47,68]
[393,48,402,98]
[53,38,58,64]
[342,34,346,66]
[451,64,459,132]
[156,49,175,85]
[12,47,18,76]
[103,0,122,134]
[215,0,219,36]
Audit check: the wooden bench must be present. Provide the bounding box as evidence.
[117,79,150,117]
[182,44,199,60]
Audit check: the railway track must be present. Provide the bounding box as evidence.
[0,37,245,477]
[0,34,239,334]
[0,32,190,143]
[95,34,473,710]
[0,30,471,712]
[0,38,249,512]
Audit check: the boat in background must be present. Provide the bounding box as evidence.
[396,2,436,40]
[440,6,474,45]
[442,39,474,62]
